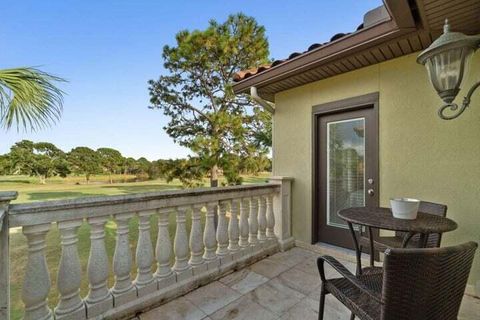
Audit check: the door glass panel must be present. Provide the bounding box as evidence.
[326,118,365,228]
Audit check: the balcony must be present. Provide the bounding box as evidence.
[0,177,478,319]
[137,247,479,320]
[0,178,294,319]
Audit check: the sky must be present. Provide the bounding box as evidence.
[1,0,382,160]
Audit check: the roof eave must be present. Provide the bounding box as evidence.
[384,0,416,29]
[232,20,416,95]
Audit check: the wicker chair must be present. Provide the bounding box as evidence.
[360,201,448,253]
[317,241,477,320]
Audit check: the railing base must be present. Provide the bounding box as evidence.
[85,295,114,319]
[102,242,280,320]
[2,184,293,320]
[278,237,295,252]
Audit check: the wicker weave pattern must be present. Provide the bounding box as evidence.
[361,201,448,253]
[393,201,448,248]
[381,242,477,320]
[339,206,456,234]
[325,278,380,320]
[317,242,478,320]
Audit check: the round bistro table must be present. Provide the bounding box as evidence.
[338,206,458,275]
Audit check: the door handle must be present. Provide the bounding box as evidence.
[367,189,375,196]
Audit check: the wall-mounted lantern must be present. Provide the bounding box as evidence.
[417,20,480,120]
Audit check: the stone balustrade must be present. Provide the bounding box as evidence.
[0,178,293,320]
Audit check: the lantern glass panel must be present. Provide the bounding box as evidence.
[425,47,474,94]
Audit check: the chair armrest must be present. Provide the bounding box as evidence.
[317,255,352,281]
[317,255,382,303]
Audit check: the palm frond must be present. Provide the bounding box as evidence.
[0,67,66,132]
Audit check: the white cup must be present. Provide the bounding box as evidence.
[390,198,420,220]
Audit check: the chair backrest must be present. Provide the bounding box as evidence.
[395,200,448,247]
[380,241,477,320]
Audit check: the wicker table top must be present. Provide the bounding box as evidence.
[338,206,458,234]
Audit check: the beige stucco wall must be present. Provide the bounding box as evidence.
[273,52,480,293]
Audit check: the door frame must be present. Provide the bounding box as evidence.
[311,92,379,245]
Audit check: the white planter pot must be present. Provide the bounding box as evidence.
[390,198,420,220]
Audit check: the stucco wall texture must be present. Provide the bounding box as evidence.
[272,52,480,293]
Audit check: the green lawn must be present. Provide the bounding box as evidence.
[0,173,270,319]
[0,174,270,204]
[0,174,182,203]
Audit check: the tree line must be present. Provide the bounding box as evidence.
[1,13,274,189]
[0,140,271,186]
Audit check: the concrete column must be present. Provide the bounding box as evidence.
[248,197,259,247]
[172,207,192,281]
[238,198,250,252]
[269,176,295,251]
[85,216,113,318]
[258,196,267,244]
[135,210,156,296]
[111,213,136,305]
[203,202,219,270]
[189,205,206,275]
[228,199,240,258]
[0,192,17,320]
[55,220,86,320]
[266,194,276,241]
[216,201,231,264]
[154,208,175,288]
[22,224,53,320]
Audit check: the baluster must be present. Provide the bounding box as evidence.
[85,216,113,318]
[228,199,241,260]
[189,205,206,275]
[22,224,53,320]
[216,201,231,264]
[173,206,192,281]
[135,210,156,296]
[203,202,219,269]
[55,220,86,319]
[239,198,250,255]
[248,197,259,248]
[266,194,276,242]
[111,213,136,305]
[258,196,267,246]
[154,208,175,288]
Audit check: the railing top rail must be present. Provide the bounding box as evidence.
[0,191,18,202]
[6,183,280,228]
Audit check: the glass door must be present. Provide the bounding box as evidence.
[326,118,365,229]
[316,105,378,249]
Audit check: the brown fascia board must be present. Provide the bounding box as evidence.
[384,0,416,28]
[233,20,416,94]
[232,1,418,95]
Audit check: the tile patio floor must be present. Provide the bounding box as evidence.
[138,247,480,320]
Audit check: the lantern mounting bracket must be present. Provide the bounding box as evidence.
[417,19,480,120]
[439,80,480,120]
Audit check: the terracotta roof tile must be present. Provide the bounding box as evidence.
[233,23,364,82]
[232,64,271,82]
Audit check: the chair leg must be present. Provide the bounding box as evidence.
[318,284,326,320]
[350,312,355,320]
